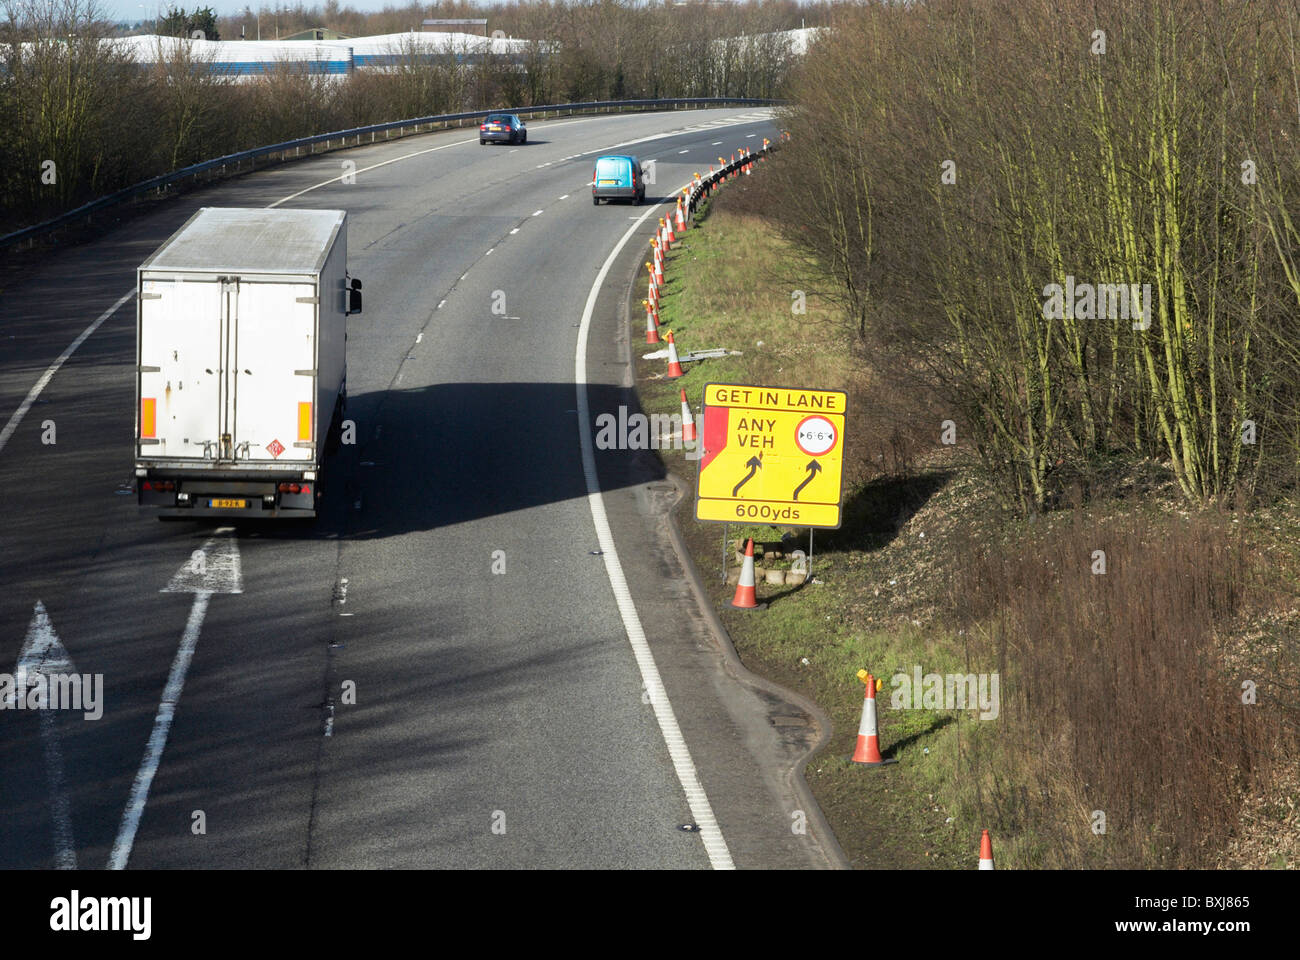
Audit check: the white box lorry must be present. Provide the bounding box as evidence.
[134,207,361,518]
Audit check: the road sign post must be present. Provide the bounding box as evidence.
[695,383,847,529]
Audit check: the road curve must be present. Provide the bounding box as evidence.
[0,108,839,869]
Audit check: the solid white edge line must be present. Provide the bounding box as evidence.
[574,186,735,871]
[108,590,211,870]
[0,288,134,457]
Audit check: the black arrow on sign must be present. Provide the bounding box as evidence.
[792,460,822,500]
[732,455,763,496]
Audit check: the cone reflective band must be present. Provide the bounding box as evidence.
[664,215,675,243]
[851,670,885,765]
[680,389,696,442]
[731,538,760,609]
[979,830,995,870]
[664,330,685,379]
[644,300,659,344]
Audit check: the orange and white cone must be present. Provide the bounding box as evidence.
[644,300,659,344]
[978,830,995,870]
[680,389,696,442]
[730,538,763,609]
[664,330,685,379]
[851,670,886,765]
[676,199,686,231]
[664,215,675,244]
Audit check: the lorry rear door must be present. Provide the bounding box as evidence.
[138,276,224,459]
[230,280,317,463]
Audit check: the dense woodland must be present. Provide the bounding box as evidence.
[761,0,1300,512]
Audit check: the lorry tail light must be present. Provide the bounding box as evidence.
[278,482,310,494]
[297,402,312,441]
[143,479,175,491]
[141,398,156,438]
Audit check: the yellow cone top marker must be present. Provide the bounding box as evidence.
[855,670,881,691]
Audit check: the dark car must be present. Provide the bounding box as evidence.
[479,113,526,145]
[591,154,645,205]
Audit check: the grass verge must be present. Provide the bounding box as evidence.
[630,186,1300,870]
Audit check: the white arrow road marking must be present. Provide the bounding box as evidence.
[109,528,241,870]
[574,184,734,870]
[12,601,78,869]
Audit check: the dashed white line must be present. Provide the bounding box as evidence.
[559,194,569,200]
[460,273,468,281]
[510,227,520,234]
[679,150,690,154]
[746,133,756,138]
[711,141,722,145]
[485,248,494,255]
[415,332,423,343]
[532,210,543,216]
[437,299,446,309]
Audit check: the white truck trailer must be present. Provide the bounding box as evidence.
[134,207,361,518]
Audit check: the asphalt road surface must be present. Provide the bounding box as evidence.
[0,108,842,869]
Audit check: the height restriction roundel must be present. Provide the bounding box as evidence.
[795,415,838,457]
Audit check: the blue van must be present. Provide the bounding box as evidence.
[591,155,645,206]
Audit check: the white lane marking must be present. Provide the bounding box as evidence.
[746,134,756,138]
[711,141,722,145]
[1,112,771,459]
[532,209,543,216]
[573,186,734,871]
[679,150,689,154]
[437,300,446,309]
[14,601,77,869]
[485,248,494,255]
[268,136,476,208]
[460,273,468,281]
[0,289,133,458]
[510,228,520,234]
[111,530,241,870]
[415,332,423,343]
[108,591,209,870]
[559,194,569,200]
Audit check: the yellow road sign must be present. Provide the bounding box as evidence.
[695,383,846,528]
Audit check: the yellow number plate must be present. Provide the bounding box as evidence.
[209,498,247,509]
[599,179,618,185]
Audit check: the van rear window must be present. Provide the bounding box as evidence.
[595,158,628,178]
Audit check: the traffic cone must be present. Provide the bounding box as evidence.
[676,199,686,231]
[664,330,685,379]
[680,389,696,442]
[979,830,995,870]
[644,300,659,344]
[851,670,886,765]
[664,215,675,244]
[730,538,763,609]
